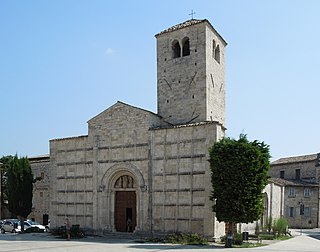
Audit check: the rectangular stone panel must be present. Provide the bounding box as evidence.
[165,192,177,205]
[153,176,164,191]
[192,206,204,218]
[164,219,175,232]
[178,206,191,219]
[193,174,205,189]
[153,160,164,174]
[165,160,178,174]
[192,191,205,205]
[178,191,191,205]
[179,175,191,189]
[178,220,189,232]
[179,142,192,156]
[164,206,176,218]
[165,175,178,190]
[153,192,164,204]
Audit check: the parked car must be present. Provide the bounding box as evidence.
[0,220,4,229]
[1,219,21,233]
[24,220,46,232]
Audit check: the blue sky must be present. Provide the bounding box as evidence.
[0,0,319,161]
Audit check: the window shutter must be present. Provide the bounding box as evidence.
[286,207,290,217]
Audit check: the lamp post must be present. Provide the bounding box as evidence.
[0,162,2,220]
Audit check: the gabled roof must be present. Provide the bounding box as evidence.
[269,177,319,187]
[87,101,160,124]
[271,153,319,165]
[155,19,227,46]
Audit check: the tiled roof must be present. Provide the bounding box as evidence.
[269,177,318,187]
[155,19,206,36]
[50,135,88,142]
[151,120,225,130]
[29,154,50,163]
[271,153,318,165]
[155,19,227,45]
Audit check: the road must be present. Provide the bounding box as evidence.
[0,229,319,252]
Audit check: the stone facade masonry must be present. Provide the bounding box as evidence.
[31,18,288,239]
[49,100,226,237]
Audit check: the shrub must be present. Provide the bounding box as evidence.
[220,233,243,245]
[51,224,85,239]
[272,217,288,237]
[166,232,208,245]
[258,233,275,240]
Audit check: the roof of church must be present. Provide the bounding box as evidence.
[271,153,319,165]
[87,101,160,124]
[151,120,225,130]
[50,135,88,142]
[29,154,50,162]
[155,19,227,45]
[269,177,319,187]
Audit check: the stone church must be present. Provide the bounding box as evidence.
[49,19,228,238]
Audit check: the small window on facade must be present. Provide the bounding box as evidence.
[182,37,190,56]
[295,169,301,180]
[214,44,220,63]
[288,187,296,197]
[280,170,285,179]
[304,207,311,217]
[289,207,295,217]
[40,192,43,197]
[41,172,45,179]
[212,39,216,57]
[172,40,181,58]
[304,187,311,197]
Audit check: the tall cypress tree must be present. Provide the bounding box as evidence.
[209,134,270,247]
[7,155,33,231]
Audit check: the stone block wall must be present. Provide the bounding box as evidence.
[50,135,94,229]
[150,122,225,238]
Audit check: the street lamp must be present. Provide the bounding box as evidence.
[0,162,2,220]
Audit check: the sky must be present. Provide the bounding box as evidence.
[0,0,319,161]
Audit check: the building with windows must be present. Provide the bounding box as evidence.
[28,155,50,226]
[47,19,228,238]
[269,154,320,228]
[26,18,319,238]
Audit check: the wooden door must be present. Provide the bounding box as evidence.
[115,191,136,232]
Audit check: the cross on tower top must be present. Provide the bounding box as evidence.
[189,10,196,19]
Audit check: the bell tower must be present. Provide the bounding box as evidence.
[155,19,227,126]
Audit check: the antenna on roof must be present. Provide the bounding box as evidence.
[189,10,196,20]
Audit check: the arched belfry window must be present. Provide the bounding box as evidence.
[172,40,181,59]
[212,39,216,57]
[214,44,220,63]
[182,37,190,56]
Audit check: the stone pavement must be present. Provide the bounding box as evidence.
[0,229,319,252]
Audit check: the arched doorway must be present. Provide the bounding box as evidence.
[114,175,136,232]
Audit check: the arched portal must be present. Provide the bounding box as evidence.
[98,163,146,233]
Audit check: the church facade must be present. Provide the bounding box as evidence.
[49,19,228,238]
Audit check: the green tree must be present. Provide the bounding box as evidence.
[0,155,14,219]
[7,155,34,232]
[209,134,270,247]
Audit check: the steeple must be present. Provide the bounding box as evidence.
[155,19,227,126]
